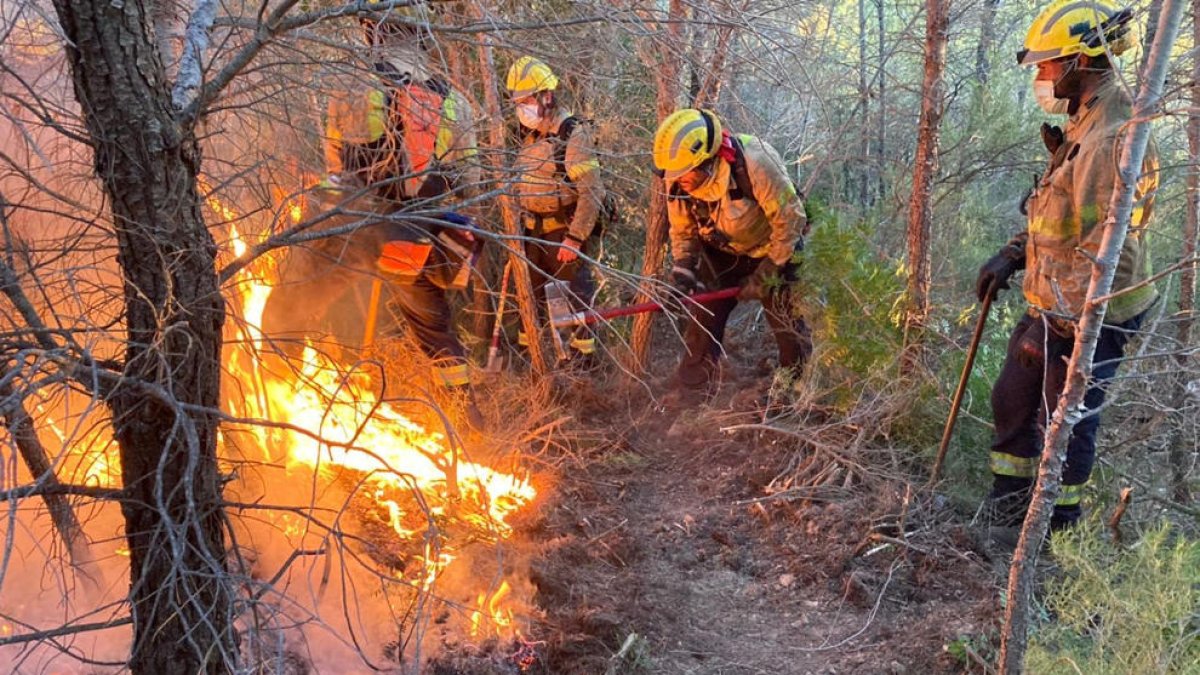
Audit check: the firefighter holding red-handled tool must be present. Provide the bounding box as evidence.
[652,108,813,406]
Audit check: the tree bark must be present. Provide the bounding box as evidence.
[0,377,93,577]
[693,0,737,109]
[1140,0,1165,76]
[876,0,887,201]
[630,0,684,372]
[858,0,871,205]
[904,0,951,336]
[975,0,1002,85]
[474,7,547,375]
[1171,0,1200,505]
[48,0,235,671]
[997,2,1186,671]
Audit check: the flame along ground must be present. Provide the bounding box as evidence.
[2,183,537,656]
[217,185,539,640]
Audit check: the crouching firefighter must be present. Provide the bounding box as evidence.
[504,56,607,366]
[267,12,484,422]
[652,108,812,403]
[976,0,1157,532]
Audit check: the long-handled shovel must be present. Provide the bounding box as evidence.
[485,261,512,373]
[545,281,741,330]
[362,278,385,349]
[929,291,994,484]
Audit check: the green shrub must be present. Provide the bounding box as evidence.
[797,198,906,382]
[1027,521,1200,674]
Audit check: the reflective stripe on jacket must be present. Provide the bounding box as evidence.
[324,79,479,200]
[1023,78,1159,324]
[667,134,806,265]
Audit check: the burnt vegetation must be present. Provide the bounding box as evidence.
[0,0,1197,674]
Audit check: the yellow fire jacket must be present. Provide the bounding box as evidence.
[512,113,605,242]
[667,135,806,266]
[324,72,479,200]
[1023,77,1159,324]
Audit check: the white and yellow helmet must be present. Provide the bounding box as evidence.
[652,108,722,180]
[1017,0,1135,66]
[505,56,559,100]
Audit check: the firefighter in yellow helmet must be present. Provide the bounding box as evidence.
[505,56,607,365]
[653,108,811,402]
[976,0,1157,533]
[266,10,485,424]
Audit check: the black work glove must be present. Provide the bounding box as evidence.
[670,257,702,295]
[739,258,780,301]
[975,244,1025,303]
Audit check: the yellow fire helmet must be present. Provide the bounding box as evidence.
[653,108,722,180]
[360,2,430,44]
[1017,0,1135,66]
[506,56,559,100]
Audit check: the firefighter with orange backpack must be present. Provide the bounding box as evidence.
[504,56,607,366]
[266,11,484,423]
[652,109,811,404]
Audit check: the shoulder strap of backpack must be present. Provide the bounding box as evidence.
[667,179,686,202]
[423,76,451,98]
[727,135,756,202]
[555,115,582,184]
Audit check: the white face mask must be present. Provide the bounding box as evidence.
[516,102,543,128]
[1033,79,1070,115]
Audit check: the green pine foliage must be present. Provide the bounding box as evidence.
[1027,522,1200,674]
[795,198,906,383]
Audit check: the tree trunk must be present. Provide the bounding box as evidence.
[630,0,684,372]
[858,0,871,205]
[905,0,951,337]
[997,2,1186,671]
[693,0,737,109]
[876,0,887,201]
[0,376,93,576]
[473,8,548,375]
[49,0,236,671]
[1184,0,1200,358]
[975,0,1002,85]
[1170,0,1200,504]
[1141,0,1165,75]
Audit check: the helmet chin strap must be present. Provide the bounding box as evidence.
[1056,54,1115,115]
[533,92,558,132]
[1050,55,1086,114]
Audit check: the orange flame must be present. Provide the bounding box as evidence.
[217,182,535,606]
[470,581,515,638]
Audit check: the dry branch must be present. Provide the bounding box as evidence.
[0,617,134,648]
[1107,486,1134,546]
[998,2,1187,671]
[0,380,92,570]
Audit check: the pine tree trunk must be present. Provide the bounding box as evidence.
[1170,0,1200,504]
[48,0,235,671]
[474,11,548,375]
[693,0,736,109]
[876,0,887,200]
[858,0,871,205]
[975,0,1002,85]
[997,2,1186,671]
[0,376,92,575]
[630,0,684,372]
[905,0,951,336]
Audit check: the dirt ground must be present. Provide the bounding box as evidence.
[505,352,1003,674]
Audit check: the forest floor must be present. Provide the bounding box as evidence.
[522,386,998,674]
[482,319,1008,675]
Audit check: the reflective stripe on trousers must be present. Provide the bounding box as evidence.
[435,361,470,388]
